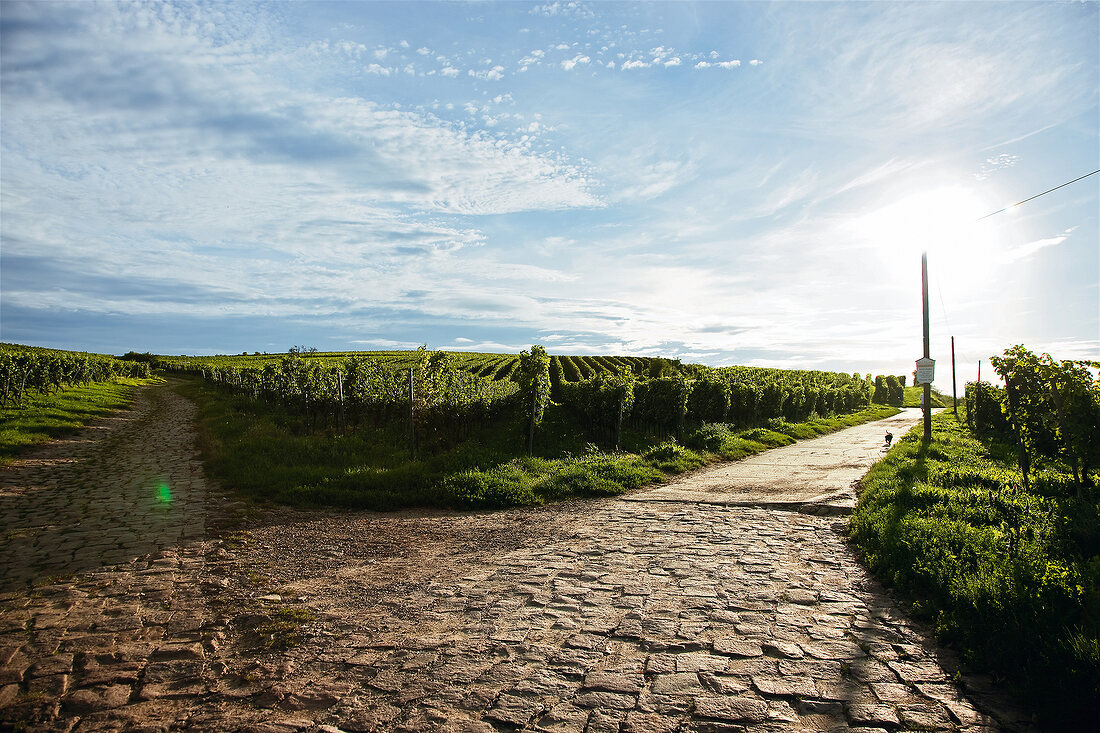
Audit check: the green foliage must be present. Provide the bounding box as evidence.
[642,441,706,473]
[251,606,316,650]
[0,378,153,464]
[632,375,691,433]
[515,345,552,426]
[0,345,150,406]
[965,380,1011,441]
[850,411,1099,727]
[991,345,1100,491]
[558,369,635,434]
[687,377,731,423]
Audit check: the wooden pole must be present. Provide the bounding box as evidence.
[922,252,932,444]
[408,367,415,456]
[337,370,345,434]
[528,387,537,455]
[616,398,624,451]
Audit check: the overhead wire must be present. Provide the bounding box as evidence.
[932,168,1097,382]
[975,168,1100,220]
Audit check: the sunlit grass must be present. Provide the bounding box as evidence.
[849,411,1099,728]
[0,378,160,465]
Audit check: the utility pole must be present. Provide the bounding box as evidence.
[921,252,932,444]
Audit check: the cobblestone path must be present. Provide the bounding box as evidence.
[0,380,207,591]
[0,388,1031,732]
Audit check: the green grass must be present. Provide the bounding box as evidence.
[901,385,950,408]
[0,378,159,464]
[849,411,1099,728]
[184,375,900,511]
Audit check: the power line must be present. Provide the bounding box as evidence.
[976,168,1100,220]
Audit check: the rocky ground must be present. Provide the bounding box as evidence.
[0,383,1034,732]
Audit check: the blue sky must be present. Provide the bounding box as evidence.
[1,1,1097,389]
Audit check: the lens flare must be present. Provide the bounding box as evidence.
[156,482,172,504]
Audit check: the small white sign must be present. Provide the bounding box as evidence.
[915,357,935,385]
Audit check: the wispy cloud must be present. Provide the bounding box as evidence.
[1002,228,1075,262]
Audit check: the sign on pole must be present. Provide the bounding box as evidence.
[915,357,935,385]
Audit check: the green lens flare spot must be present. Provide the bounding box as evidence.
[157,483,172,504]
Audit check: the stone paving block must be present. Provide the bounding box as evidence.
[621,711,683,733]
[761,640,803,659]
[582,670,644,694]
[650,672,706,696]
[573,689,637,710]
[63,683,133,713]
[586,708,627,733]
[484,692,544,726]
[27,652,74,677]
[900,702,955,729]
[751,674,817,698]
[698,672,750,696]
[0,682,18,708]
[711,637,763,658]
[694,694,769,724]
[846,702,901,727]
[26,672,70,697]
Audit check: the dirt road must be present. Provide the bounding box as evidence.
[0,386,1028,732]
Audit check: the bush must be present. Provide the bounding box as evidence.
[642,441,706,473]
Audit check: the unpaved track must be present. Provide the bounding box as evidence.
[0,387,1031,732]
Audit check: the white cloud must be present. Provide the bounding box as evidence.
[532,2,594,18]
[695,61,711,69]
[468,65,505,81]
[664,57,682,67]
[621,59,650,70]
[749,59,763,66]
[561,54,590,70]
[716,60,741,69]
[975,153,1019,180]
[365,63,391,75]
[1002,229,1074,262]
[440,66,460,77]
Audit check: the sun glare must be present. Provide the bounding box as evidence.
[849,184,1005,280]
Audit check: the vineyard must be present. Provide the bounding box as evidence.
[0,344,151,407]
[155,347,907,453]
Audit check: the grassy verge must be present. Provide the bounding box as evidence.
[0,378,160,465]
[183,375,899,510]
[849,411,1099,727]
[901,385,949,408]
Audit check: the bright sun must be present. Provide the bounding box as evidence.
[849,184,1007,280]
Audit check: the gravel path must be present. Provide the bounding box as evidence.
[0,386,1031,732]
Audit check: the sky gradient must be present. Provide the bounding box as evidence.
[2,1,1097,390]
